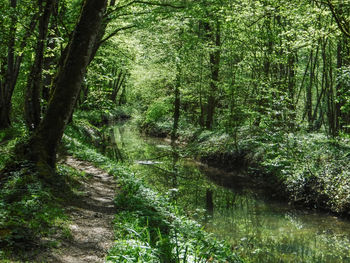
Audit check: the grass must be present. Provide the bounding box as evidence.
[0,121,27,171]
[0,162,77,260]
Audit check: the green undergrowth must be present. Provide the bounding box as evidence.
[138,116,350,215]
[74,106,132,127]
[188,127,350,215]
[138,115,197,141]
[63,119,243,262]
[259,132,350,214]
[0,121,27,170]
[109,174,242,263]
[0,161,88,260]
[0,123,94,260]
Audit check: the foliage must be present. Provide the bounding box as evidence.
[62,115,243,263]
[337,67,350,121]
[0,122,27,170]
[2,0,350,260]
[109,173,242,263]
[260,132,350,213]
[187,126,350,215]
[0,162,67,252]
[0,126,88,259]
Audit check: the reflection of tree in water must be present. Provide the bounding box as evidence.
[108,123,350,263]
[206,189,214,216]
[115,125,126,148]
[101,126,123,162]
[170,139,215,219]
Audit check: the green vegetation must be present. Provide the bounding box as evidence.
[0,160,82,260]
[63,112,243,263]
[2,0,350,261]
[142,116,350,214]
[102,122,350,263]
[192,130,350,215]
[110,172,241,262]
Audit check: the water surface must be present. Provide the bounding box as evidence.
[106,123,350,263]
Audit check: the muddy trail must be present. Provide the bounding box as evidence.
[35,156,116,263]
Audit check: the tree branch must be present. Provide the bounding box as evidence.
[129,0,185,9]
[106,0,185,17]
[99,25,136,45]
[323,0,350,38]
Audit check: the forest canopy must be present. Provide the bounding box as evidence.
[1,0,350,141]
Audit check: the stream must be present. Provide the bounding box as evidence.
[104,123,350,263]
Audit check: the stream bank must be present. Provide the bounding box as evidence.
[63,115,243,262]
[0,109,241,262]
[112,121,350,262]
[140,120,350,216]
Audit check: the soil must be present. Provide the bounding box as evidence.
[35,156,116,263]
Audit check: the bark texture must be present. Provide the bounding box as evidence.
[24,0,107,169]
[0,0,17,129]
[25,0,54,131]
[205,21,221,130]
[0,2,38,129]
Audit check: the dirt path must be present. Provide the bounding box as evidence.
[36,156,116,263]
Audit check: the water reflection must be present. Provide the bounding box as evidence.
[105,123,350,263]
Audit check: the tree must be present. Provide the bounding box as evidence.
[323,0,350,133]
[16,0,108,171]
[24,0,55,131]
[0,0,38,129]
[204,20,221,130]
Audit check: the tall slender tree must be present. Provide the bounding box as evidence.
[25,0,55,131]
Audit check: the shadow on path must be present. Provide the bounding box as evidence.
[36,156,117,263]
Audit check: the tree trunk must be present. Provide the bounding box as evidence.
[118,85,127,106]
[25,0,54,131]
[42,0,60,103]
[205,21,221,130]
[287,52,297,129]
[88,0,116,65]
[306,45,319,131]
[110,70,124,102]
[171,72,180,142]
[0,0,17,129]
[198,23,205,128]
[0,3,38,129]
[22,0,107,169]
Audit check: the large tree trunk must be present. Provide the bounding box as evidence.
[21,0,107,169]
[25,0,54,131]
